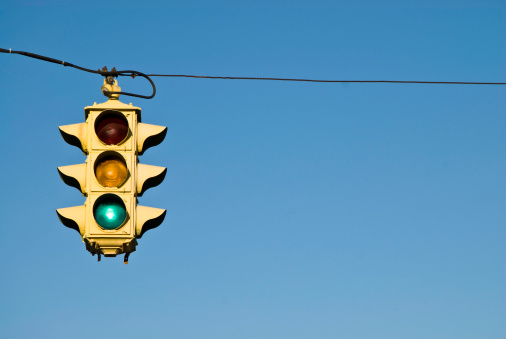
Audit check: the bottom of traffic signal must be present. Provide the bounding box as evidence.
[56,203,166,263]
[85,237,138,258]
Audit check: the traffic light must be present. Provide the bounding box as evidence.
[57,79,167,263]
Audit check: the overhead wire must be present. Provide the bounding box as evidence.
[0,48,156,99]
[147,74,506,85]
[2,48,506,100]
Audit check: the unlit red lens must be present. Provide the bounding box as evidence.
[95,113,128,145]
[95,155,128,187]
[93,194,126,230]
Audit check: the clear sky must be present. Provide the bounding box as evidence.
[0,1,504,338]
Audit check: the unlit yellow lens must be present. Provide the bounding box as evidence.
[95,157,128,187]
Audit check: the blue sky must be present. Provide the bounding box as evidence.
[0,1,505,338]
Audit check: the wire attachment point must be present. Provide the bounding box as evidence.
[101,77,121,100]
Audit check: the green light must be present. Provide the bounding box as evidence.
[93,194,126,230]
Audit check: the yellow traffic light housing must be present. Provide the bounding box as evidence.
[57,79,167,263]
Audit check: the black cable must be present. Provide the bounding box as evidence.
[0,48,156,99]
[105,70,156,99]
[147,74,506,85]
[3,48,506,99]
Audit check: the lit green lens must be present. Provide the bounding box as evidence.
[93,194,126,230]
